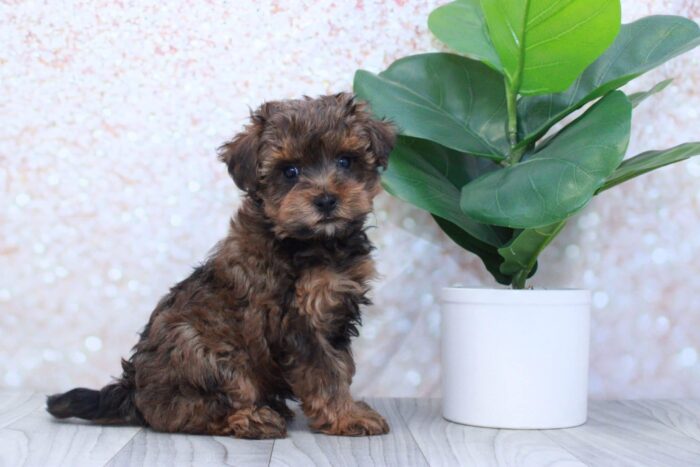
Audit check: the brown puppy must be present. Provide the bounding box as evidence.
[46,93,395,439]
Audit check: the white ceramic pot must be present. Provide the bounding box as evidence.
[441,287,591,429]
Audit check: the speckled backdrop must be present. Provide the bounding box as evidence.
[1,0,699,398]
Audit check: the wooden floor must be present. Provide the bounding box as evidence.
[1,391,700,466]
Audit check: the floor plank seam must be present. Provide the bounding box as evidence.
[539,427,594,466]
[100,426,144,466]
[395,398,431,466]
[267,438,275,467]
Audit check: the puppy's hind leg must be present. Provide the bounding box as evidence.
[137,388,288,439]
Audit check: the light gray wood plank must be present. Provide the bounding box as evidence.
[105,429,274,467]
[0,392,43,429]
[0,389,28,402]
[270,398,428,467]
[543,400,700,467]
[621,399,700,442]
[0,401,141,467]
[2,392,700,467]
[397,398,585,467]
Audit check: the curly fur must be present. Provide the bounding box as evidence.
[47,93,396,439]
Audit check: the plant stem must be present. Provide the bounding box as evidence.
[505,81,529,289]
[510,220,568,290]
[512,270,529,289]
[508,144,526,166]
[506,83,518,148]
[505,82,526,166]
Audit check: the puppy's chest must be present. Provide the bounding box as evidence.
[291,257,375,328]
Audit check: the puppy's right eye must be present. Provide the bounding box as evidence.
[283,165,300,180]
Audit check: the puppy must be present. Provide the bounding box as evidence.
[46,93,395,439]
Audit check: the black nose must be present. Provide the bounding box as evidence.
[313,194,338,214]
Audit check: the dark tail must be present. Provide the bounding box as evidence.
[46,359,144,425]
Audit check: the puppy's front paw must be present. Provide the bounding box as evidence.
[225,406,288,439]
[320,401,389,436]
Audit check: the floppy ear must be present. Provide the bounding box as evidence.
[218,126,260,192]
[218,103,277,192]
[366,118,396,170]
[350,96,397,170]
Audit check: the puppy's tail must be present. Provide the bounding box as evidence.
[46,359,144,425]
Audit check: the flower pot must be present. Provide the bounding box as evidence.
[441,287,591,429]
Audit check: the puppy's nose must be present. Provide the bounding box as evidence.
[313,194,338,215]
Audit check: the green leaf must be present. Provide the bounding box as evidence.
[498,221,567,288]
[519,16,700,146]
[599,142,700,192]
[353,53,509,160]
[480,0,620,95]
[428,0,502,72]
[433,215,512,285]
[628,79,673,108]
[461,91,631,228]
[382,136,510,246]
[383,137,516,285]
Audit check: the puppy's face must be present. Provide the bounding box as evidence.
[219,94,395,239]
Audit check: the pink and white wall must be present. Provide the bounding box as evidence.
[1,0,699,398]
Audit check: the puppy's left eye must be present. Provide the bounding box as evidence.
[283,165,300,179]
[336,155,352,169]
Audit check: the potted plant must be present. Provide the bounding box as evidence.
[354,0,700,429]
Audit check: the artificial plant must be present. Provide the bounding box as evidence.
[354,0,700,288]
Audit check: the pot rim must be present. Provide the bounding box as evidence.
[442,286,591,306]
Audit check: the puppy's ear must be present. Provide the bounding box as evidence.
[349,96,397,170]
[218,103,277,192]
[366,118,396,170]
[218,127,260,192]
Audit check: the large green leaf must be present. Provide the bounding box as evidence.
[428,0,502,72]
[353,53,509,160]
[519,16,700,146]
[498,221,567,288]
[383,137,515,285]
[480,0,620,95]
[433,215,512,285]
[599,142,700,192]
[382,136,510,246]
[461,91,631,228]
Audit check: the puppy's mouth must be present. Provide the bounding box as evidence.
[315,218,351,238]
[317,216,341,224]
[283,216,357,240]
